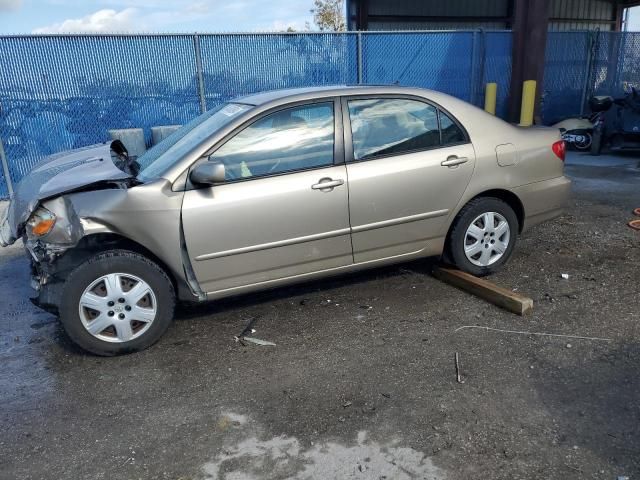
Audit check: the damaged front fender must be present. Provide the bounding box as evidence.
[24,180,203,308]
[32,196,85,247]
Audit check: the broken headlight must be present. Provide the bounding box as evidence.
[27,207,57,237]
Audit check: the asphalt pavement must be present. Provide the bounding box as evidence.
[0,151,639,479]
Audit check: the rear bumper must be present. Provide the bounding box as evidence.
[513,176,572,232]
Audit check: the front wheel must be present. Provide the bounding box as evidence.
[446,197,518,276]
[59,250,175,356]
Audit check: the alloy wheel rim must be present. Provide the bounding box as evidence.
[464,212,511,267]
[78,273,157,343]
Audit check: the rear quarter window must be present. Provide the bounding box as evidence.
[439,110,467,145]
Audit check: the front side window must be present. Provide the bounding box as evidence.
[210,102,335,180]
[348,98,440,160]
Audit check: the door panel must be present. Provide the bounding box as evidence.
[182,165,352,293]
[347,144,476,263]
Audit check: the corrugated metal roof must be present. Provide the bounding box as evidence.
[368,21,509,30]
[549,21,614,30]
[550,0,614,21]
[349,0,620,32]
[367,0,510,17]
[549,0,616,31]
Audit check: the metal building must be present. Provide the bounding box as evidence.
[347,0,640,32]
[346,0,640,121]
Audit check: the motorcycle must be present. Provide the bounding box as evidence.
[550,95,618,152]
[590,88,640,155]
[552,91,640,155]
[552,113,598,151]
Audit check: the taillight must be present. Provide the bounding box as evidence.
[552,140,566,161]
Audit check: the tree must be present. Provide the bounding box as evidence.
[310,0,346,32]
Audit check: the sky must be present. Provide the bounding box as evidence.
[626,6,640,31]
[0,0,639,35]
[0,0,317,34]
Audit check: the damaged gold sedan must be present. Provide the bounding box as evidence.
[0,86,570,355]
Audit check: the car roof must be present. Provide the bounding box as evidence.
[234,85,429,106]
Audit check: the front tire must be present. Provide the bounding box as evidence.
[59,250,175,356]
[446,197,518,276]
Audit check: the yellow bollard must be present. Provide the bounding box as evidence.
[519,80,536,126]
[484,83,497,115]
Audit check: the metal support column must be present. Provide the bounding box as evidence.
[193,34,207,114]
[507,0,550,123]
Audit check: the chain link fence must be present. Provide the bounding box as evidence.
[0,30,639,199]
[542,31,640,123]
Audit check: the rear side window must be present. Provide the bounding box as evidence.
[347,98,467,161]
[348,99,440,160]
[210,102,334,180]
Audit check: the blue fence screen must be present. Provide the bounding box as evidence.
[0,31,639,199]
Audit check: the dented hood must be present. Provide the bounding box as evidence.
[0,143,132,246]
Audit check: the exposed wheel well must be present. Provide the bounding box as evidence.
[52,233,181,295]
[441,189,524,264]
[464,189,525,233]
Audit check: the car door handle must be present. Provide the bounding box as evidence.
[441,156,468,168]
[311,178,344,191]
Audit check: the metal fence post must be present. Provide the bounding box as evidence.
[580,31,597,116]
[357,31,363,84]
[469,30,478,105]
[613,31,625,94]
[477,30,487,107]
[193,34,207,113]
[0,136,13,198]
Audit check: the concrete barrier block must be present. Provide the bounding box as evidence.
[108,128,147,158]
[151,125,182,146]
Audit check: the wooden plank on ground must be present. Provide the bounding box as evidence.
[433,266,533,316]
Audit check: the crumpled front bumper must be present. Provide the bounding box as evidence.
[28,255,63,314]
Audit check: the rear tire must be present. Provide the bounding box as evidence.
[572,130,592,151]
[59,250,175,356]
[446,197,518,276]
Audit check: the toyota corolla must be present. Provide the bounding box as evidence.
[0,86,570,355]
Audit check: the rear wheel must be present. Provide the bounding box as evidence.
[572,130,592,150]
[446,197,518,276]
[59,250,175,356]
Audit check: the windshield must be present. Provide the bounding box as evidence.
[137,103,252,181]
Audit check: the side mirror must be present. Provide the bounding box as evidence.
[190,162,226,186]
